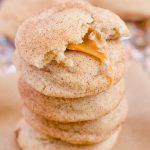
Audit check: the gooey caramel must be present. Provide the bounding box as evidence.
[68,28,108,64]
[68,29,113,85]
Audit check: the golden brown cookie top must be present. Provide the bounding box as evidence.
[16,0,129,68]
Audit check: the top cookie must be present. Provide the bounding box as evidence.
[89,0,150,21]
[16,0,129,68]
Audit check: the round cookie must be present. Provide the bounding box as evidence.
[19,77,125,122]
[23,99,127,145]
[15,0,129,69]
[16,41,126,98]
[0,0,62,40]
[16,120,121,150]
[89,0,150,21]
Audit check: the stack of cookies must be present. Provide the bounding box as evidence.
[15,1,129,150]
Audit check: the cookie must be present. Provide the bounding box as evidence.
[16,119,121,150]
[16,41,126,98]
[23,98,127,144]
[0,0,61,40]
[15,0,129,68]
[89,0,150,21]
[19,77,125,122]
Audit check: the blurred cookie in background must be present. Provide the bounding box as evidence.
[0,0,61,41]
[88,0,150,21]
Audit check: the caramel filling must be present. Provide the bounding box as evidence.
[68,29,113,85]
[68,29,108,64]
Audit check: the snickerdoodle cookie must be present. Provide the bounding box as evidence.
[16,119,121,150]
[23,98,127,145]
[19,77,125,122]
[15,1,128,68]
[16,41,126,98]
